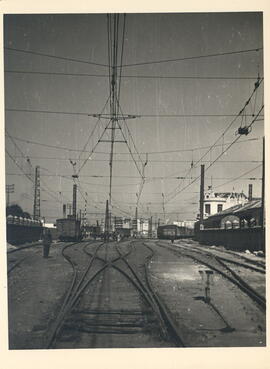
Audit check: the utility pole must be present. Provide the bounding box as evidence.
[200,165,205,227]
[149,216,152,238]
[248,184,253,202]
[72,184,77,219]
[134,206,138,237]
[33,166,40,220]
[104,199,110,241]
[261,136,265,229]
[6,184,15,207]
[162,193,166,224]
[84,192,88,232]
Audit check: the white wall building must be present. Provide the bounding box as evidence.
[203,186,248,218]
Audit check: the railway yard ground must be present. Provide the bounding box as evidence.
[7,238,266,349]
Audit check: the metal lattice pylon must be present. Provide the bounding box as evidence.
[33,166,40,220]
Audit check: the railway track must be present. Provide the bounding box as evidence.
[7,242,45,274]
[47,240,184,348]
[156,241,266,310]
[175,241,265,272]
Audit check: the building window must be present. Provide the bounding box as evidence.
[217,204,223,212]
[205,204,211,214]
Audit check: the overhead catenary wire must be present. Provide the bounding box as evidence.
[5,69,264,80]
[165,105,264,204]
[4,46,108,67]
[7,155,263,164]
[5,149,62,204]
[77,117,114,174]
[5,107,264,118]
[77,94,111,163]
[165,78,264,201]
[118,47,263,68]
[5,25,264,221]
[6,134,261,155]
[5,45,262,68]
[212,164,262,190]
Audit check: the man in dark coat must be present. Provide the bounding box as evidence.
[43,229,52,258]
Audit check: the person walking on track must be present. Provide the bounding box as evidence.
[43,229,52,258]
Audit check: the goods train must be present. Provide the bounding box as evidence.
[157,224,194,240]
[56,217,83,242]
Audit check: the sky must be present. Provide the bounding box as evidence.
[4,12,264,224]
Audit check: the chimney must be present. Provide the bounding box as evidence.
[72,184,77,218]
[248,184,253,202]
[63,204,66,218]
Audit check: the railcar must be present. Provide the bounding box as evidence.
[157,224,194,240]
[90,225,102,239]
[56,217,82,242]
[115,228,132,239]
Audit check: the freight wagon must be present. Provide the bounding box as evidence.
[157,224,194,241]
[56,217,82,242]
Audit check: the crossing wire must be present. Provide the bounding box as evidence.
[5,149,62,204]
[165,78,264,201]
[119,47,263,68]
[5,108,264,118]
[5,46,262,68]
[4,69,263,80]
[6,134,261,154]
[165,106,264,204]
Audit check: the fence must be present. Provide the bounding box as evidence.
[194,226,264,252]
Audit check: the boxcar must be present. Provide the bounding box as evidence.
[56,218,82,242]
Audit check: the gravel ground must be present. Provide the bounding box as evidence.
[8,242,74,349]
[54,241,173,349]
[145,240,265,347]
[163,239,266,298]
[7,239,266,349]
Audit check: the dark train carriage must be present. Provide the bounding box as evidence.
[157,224,193,240]
[115,227,132,239]
[157,225,179,240]
[56,217,82,242]
[90,225,102,239]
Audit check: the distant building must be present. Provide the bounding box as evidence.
[44,222,57,229]
[114,217,132,229]
[203,186,248,218]
[199,199,262,229]
[173,220,196,229]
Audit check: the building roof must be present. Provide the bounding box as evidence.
[213,192,247,199]
[234,199,262,213]
[205,199,261,220]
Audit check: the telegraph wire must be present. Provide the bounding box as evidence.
[5,108,264,118]
[119,47,262,68]
[5,149,62,204]
[8,155,262,164]
[165,105,264,203]
[5,69,263,80]
[165,78,263,200]
[5,46,261,69]
[77,94,111,163]
[77,118,114,174]
[6,173,263,181]
[4,46,108,67]
[6,134,261,155]
[212,164,263,190]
